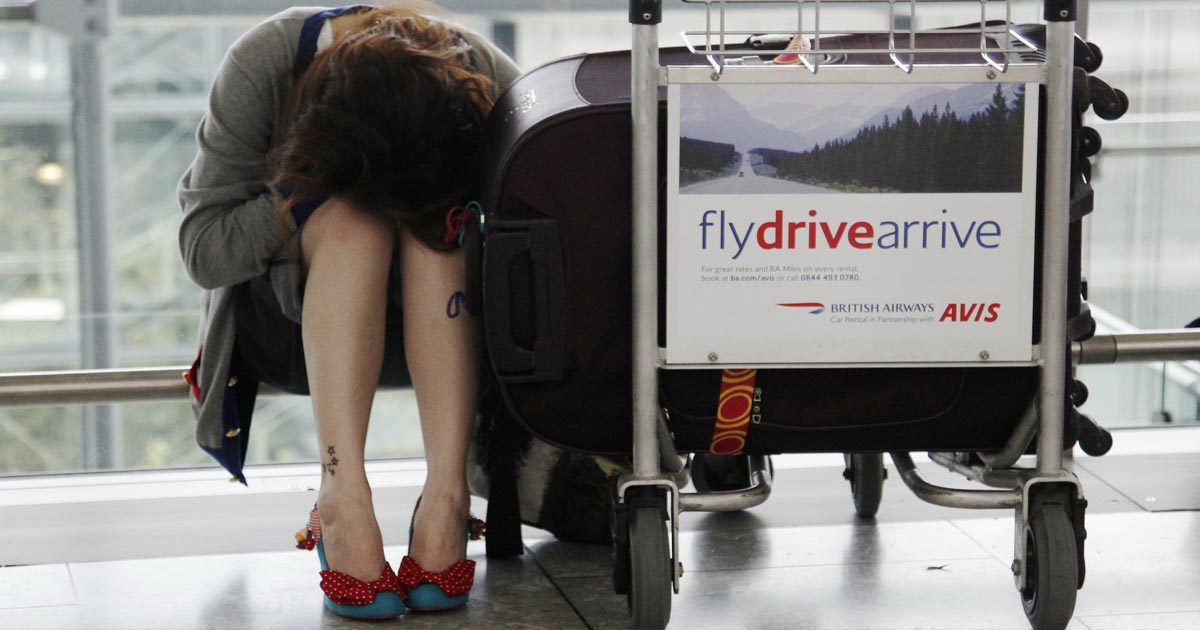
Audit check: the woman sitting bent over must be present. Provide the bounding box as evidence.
[178,2,518,619]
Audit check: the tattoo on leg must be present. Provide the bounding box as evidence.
[323,446,338,476]
[446,291,466,319]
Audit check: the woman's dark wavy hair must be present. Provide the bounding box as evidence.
[270,4,495,250]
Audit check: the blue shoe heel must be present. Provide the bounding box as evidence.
[404,573,471,612]
[297,505,407,620]
[398,496,485,612]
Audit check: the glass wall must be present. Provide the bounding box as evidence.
[1073,1,1200,427]
[1,17,83,474]
[0,0,1196,476]
[0,8,427,475]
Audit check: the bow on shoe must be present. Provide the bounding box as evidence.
[397,556,476,599]
[319,564,407,606]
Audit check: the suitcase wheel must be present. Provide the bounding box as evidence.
[843,452,886,518]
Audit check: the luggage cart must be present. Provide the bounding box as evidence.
[616,1,1104,628]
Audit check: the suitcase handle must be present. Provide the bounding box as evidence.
[483,222,567,383]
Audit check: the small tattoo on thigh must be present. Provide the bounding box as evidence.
[446,291,467,319]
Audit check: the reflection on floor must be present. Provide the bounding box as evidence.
[1,449,1197,629]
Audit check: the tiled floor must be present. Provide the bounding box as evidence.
[1,448,1197,629]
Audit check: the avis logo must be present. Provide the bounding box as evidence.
[940,303,1001,322]
[777,302,825,314]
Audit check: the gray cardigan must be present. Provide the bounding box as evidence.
[177,6,520,481]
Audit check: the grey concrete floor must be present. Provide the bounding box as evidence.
[1,449,1197,629]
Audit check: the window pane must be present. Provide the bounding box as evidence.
[1076,0,1200,428]
[2,2,1198,478]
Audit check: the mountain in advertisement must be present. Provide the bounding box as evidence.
[681,83,1019,154]
[679,85,811,154]
[851,83,1013,139]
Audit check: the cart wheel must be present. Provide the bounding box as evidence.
[1077,41,1103,73]
[1070,379,1089,407]
[1078,126,1102,158]
[688,453,715,493]
[610,481,631,595]
[1114,89,1130,118]
[1076,413,1114,457]
[689,453,746,492]
[612,521,631,595]
[843,453,885,518]
[1089,77,1129,121]
[690,454,775,494]
[1021,501,1078,630]
[628,505,671,629]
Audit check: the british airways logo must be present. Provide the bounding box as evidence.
[777,302,825,314]
[776,301,1002,322]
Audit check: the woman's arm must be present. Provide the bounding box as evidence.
[177,23,292,290]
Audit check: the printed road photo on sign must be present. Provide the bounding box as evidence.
[666,81,1039,365]
[679,82,1027,195]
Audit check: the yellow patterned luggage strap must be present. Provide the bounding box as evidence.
[709,369,758,455]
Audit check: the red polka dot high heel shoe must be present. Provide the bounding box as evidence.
[295,504,407,620]
[398,496,486,612]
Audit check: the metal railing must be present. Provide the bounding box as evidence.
[0,365,275,407]
[1,329,1198,408]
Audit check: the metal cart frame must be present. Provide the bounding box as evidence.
[612,1,1199,628]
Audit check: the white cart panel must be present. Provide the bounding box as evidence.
[665,79,1040,365]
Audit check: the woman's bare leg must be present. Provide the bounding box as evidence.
[399,228,480,572]
[300,197,393,582]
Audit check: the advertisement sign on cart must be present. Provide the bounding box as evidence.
[666,80,1040,365]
